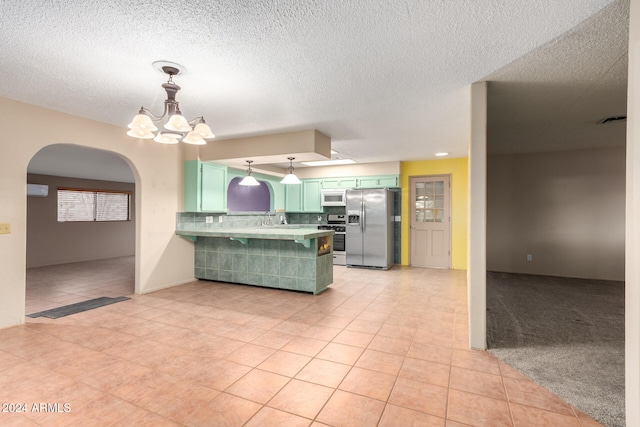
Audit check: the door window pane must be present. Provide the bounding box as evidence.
[425,210,434,222]
[425,182,434,193]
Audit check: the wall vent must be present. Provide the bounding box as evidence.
[27,184,49,197]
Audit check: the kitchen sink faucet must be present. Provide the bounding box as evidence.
[263,211,272,226]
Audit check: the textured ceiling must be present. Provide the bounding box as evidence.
[1,0,625,177]
[487,0,628,155]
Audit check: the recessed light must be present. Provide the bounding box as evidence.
[302,159,356,167]
[435,152,449,157]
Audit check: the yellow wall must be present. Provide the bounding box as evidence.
[400,158,469,269]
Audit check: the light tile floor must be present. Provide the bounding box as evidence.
[0,259,603,426]
[25,256,135,315]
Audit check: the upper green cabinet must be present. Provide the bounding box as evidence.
[321,178,358,189]
[357,175,399,189]
[184,160,228,212]
[285,179,322,212]
[284,183,303,212]
[184,159,397,213]
[303,180,322,212]
[321,174,399,190]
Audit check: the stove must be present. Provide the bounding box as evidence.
[320,214,346,265]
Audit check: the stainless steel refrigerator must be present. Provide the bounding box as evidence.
[346,189,394,269]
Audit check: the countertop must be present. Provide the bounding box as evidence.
[176,226,334,241]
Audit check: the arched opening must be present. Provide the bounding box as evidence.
[25,144,137,316]
[226,177,272,212]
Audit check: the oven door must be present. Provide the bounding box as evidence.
[333,232,346,252]
[332,232,346,265]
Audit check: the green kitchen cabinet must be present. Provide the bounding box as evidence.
[319,174,400,190]
[285,179,322,212]
[284,182,303,212]
[184,160,228,212]
[303,180,322,212]
[321,178,358,189]
[357,175,399,188]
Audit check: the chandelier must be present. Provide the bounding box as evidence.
[127,62,215,145]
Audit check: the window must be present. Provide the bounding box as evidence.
[57,188,131,222]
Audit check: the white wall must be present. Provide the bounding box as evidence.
[0,97,195,329]
[626,0,640,423]
[468,81,487,350]
[487,147,625,281]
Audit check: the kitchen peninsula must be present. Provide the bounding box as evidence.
[176,222,334,295]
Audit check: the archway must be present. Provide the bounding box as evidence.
[25,144,138,315]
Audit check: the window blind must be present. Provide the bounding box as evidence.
[57,189,131,222]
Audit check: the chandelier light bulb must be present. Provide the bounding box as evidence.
[126,129,155,139]
[182,131,206,145]
[153,132,180,144]
[164,113,192,132]
[193,122,215,139]
[127,113,158,132]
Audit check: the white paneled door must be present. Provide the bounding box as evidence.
[410,175,451,268]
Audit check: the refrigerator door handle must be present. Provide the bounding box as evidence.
[362,201,366,233]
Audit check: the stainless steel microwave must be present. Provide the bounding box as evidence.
[321,189,347,206]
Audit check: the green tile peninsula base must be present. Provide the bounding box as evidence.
[194,236,333,295]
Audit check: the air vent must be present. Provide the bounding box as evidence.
[598,116,627,124]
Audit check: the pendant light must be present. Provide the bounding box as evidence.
[239,160,260,186]
[280,157,301,185]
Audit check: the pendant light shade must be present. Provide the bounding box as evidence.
[193,122,215,139]
[182,131,206,145]
[128,112,158,132]
[280,157,301,185]
[239,160,260,186]
[164,113,192,132]
[153,132,181,144]
[239,175,259,186]
[127,128,155,139]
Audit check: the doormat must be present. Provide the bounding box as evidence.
[27,296,131,319]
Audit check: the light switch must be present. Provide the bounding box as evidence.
[0,223,10,234]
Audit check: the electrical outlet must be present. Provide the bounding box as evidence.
[526,254,533,261]
[218,216,223,223]
[0,223,11,234]
[205,216,213,223]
